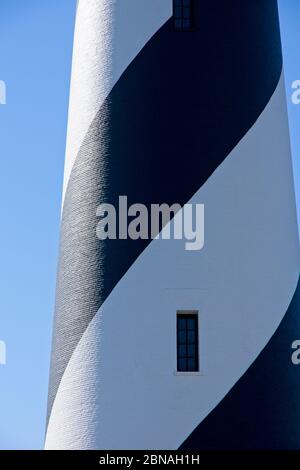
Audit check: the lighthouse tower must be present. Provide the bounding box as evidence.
[45,0,300,450]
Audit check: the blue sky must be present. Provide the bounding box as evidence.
[0,0,299,450]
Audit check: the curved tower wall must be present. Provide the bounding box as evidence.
[46,0,300,450]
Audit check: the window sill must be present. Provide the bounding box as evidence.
[174,371,203,376]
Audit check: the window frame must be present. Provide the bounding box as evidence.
[172,0,195,32]
[176,310,199,373]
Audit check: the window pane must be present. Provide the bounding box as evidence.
[178,358,187,371]
[187,330,195,343]
[187,344,196,357]
[178,317,186,330]
[187,358,196,371]
[174,19,182,29]
[187,318,195,330]
[182,0,190,6]
[178,330,186,343]
[182,19,191,29]
[174,6,182,17]
[183,7,190,19]
[178,344,187,357]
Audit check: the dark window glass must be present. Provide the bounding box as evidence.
[178,358,187,370]
[187,358,196,371]
[183,7,190,19]
[178,330,186,343]
[178,317,186,330]
[187,344,195,357]
[177,313,199,372]
[187,330,196,343]
[173,0,194,31]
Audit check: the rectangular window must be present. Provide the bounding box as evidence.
[177,312,199,372]
[173,0,194,31]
